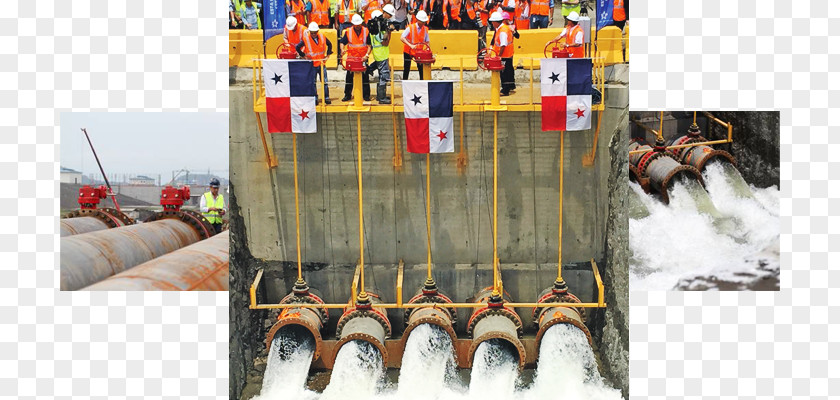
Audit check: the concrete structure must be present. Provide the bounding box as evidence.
[60,167,82,184]
[129,175,156,185]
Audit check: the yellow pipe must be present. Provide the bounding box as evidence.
[630,117,663,140]
[459,57,464,105]
[628,139,732,155]
[693,111,697,125]
[255,112,275,168]
[491,72,501,108]
[392,112,402,167]
[426,153,432,281]
[591,259,605,308]
[529,57,534,106]
[491,111,499,297]
[396,260,404,307]
[658,111,664,142]
[422,64,431,80]
[583,109,603,165]
[557,131,564,282]
[293,133,302,281]
[357,112,367,301]
[701,111,729,128]
[354,71,363,108]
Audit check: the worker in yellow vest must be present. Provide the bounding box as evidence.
[201,179,226,234]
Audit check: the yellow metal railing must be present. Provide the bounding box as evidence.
[248,258,607,310]
[628,112,734,156]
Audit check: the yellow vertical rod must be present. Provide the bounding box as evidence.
[422,64,431,80]
[357,112,366,298]
[492,111,500,296]
[354,72,363,108]
[293,133,303,280]
[557,131,565,282]
[491,72,501,108]
[529,57,534,106]
[693,111,697,125]
[255,112,273,168]
[460,57,464,105]
[425,153,432,280]
[658,111,664,141]
[319,64,326,109]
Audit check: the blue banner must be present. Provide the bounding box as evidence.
[596,0,614,31]
[263,0,287,42]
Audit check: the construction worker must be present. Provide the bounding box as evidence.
[476,0,490,49]
[340,14,372,102]
[284,17,305,47]
[560,0,580,23]
[529,0,553,28]
[369,7,394,104]
[201,179,226,234]
[296,22,334,104]
[401,10,430,80]
[551,10,583,58]
[311,0,332,27]
[613,0,627,62]
[443,0,477,30]
[489,11,514,96]
[407,0,430,24]
[335,0,358,32]
[240,0,262,30]
[287,0,310,27]
[361,0,383,22]
[514,0,529,31]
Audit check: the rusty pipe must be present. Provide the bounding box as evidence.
[80,231,229,291]
[263,288,329,361]
[629,139,704,203]
[668,134,737,172]
[466,288,525,369]
[532,285,592,354]
[60,219,202,291]
[60,217,110,237]
[334,292,391,366]
[60,208,134,237]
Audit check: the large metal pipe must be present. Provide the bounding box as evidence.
[60,217,109,237]
[466,287,526,369]
[668,133,737,172]
[60,219,202,291]
[80,231,229,291]
[60,208,134,237]
[264,287,329,361]
[629,139,704,203]
[532,286,592,354]
[334,292,391,365]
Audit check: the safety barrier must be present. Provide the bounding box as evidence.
[230,26,628,69]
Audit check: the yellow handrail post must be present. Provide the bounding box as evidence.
[293,133,304,286]
[425,153,433,283]
[557,131,565,286]
[356,112,369,304]
[491,111,500,298]
[392,112,402,167]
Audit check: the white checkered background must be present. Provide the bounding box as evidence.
[630,0,834,399]
[0,1,228,399]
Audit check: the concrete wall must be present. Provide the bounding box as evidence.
[229,85,628,268]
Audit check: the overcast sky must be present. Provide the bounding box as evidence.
[60,113,229,181]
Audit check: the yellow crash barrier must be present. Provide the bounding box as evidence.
[230,30,264,67]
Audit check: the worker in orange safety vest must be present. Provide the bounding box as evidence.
[489,11,515,96]
[551,10,583,58]
[296,22,335,103]
[339,14,373,102]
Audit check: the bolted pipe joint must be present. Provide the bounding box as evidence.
[535,305,592,353]
[668,134,738,173]
[466,288,526,369]
[403,286,458,329]
[144,209,216,240]
[629,139,704,204]
[61,207,135,237]
[531,285,586,328]
[265,295,327,361]
[334,292,391,366]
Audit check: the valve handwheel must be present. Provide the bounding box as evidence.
[275,42,297,59]
[476,47,498,70]
[412,43,435,64]
[544,40,568,59]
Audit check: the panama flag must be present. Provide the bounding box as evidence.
[263,59,317,133]
[402,81,455,153]
[541,58,593,132]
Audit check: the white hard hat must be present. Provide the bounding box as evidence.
[308,22,320,32]
[567,11,580,22]
[489,11,503,22]
[416,10,429,22]
[285,16,297,29]
[371,10,384,19]
[382,4,396,16]
[351,13,363,25]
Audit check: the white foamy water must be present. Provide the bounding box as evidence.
[252,332,317,400]
[468,340,520,400]
[630,161,780,290]
[396,324,457,400]
[320,340,385,400]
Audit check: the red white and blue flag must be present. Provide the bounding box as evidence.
[263,59,317,133]
[402,81,455,153]
[541,58,593,132]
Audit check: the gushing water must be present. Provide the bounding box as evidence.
[397,324,457,400]
[253,330,316,400]
[321,340,384,400]
[468,340,520,400]
[526,325,621,400]
[630,161,779,290]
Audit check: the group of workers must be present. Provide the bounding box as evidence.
[275,0,626,102]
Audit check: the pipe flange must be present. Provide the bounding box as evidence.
[404,292,457,329]
[265,311,324,361]
[688,148,738,171]
[144,210,215,239]
[638,150,678,176]
[629,164,640,183]
[64,208,132,229]
[466,307,523,338]
[535,312,593,349]
[531,292,586,327]
[468,331,527,370]
[333,332,389,366]
[336,309,393,339]
[657,164,705,204]
[399,313,458,358]
[280,292,329,325]
[668,135,699,158]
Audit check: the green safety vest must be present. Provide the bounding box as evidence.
[370,32,389,62]
[204,192,225,224]
[237,1,262,29]
[561,2,581,17]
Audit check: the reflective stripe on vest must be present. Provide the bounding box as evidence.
[566,24,584,58]
[403,23,428,54]
[364,1,382,22]
[285,26,304,46]
[613,0,626,21]
[531,0,549,16]
[303,32,328,66]
[493,24,514,58]
[312,0,331,25]
[370,32,389,61]
[339,0,357,23]
[204,192,224,224]
[345,26,370,58]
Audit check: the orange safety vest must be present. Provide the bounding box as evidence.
[613,0,626,22]
[303,31,328,66]
[402,22,429,55]
[289,0,308,26]
[409,0,430,24]
[531,0,549,16]
[445,0,476,22]
[344,26,370,57]
[284,25,304,46]
[338,0,357,23]
[565,24,584,58]
[364,0,382,22]
[493,23,514,58]
[311,0,331,26]
[477,0,490,25]
[514,2,529,30]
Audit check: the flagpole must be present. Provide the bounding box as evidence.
[357,112,369,304]
[292,131,309,293]
[491,111,501,299]
[556,131,565,287]
[426,153,433,282]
